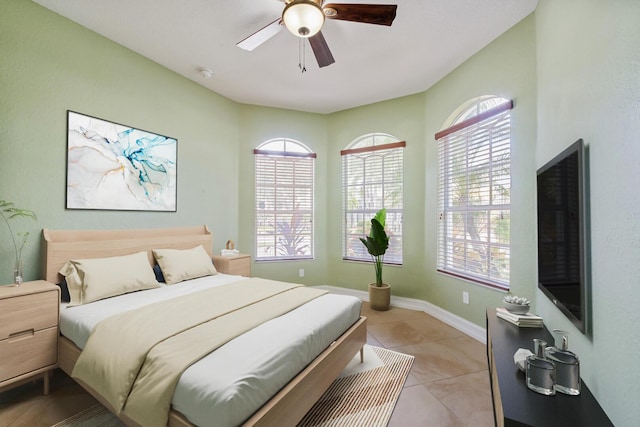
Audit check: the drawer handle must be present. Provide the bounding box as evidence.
[8,329,35,341]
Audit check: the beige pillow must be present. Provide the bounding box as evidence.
[59,261,83,307]
[71,251,160,304]
[153,245,217,285]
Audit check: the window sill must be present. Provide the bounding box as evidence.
[342,257,403,267]
[255,257,314,263]
[437,269,509,292]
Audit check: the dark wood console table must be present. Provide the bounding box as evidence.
[486,309,612,427]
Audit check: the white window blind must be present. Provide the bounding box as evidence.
[436,99,512,289]
[254,139,315,261]
[342,136,404,264]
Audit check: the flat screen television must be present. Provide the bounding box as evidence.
[536,139,587,333]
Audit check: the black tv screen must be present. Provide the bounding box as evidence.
[536,139,587,333]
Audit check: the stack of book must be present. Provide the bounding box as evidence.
[496,307,544,328]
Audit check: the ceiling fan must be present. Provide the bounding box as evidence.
[237,0,397,68]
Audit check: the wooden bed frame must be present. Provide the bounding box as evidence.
[43,225,367,427]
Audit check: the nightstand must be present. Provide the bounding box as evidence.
[0,280,60,395]
[212,254,251,276]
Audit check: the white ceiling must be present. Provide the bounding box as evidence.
[32,0,538,114]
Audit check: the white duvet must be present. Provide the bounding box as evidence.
[59,274,361,427]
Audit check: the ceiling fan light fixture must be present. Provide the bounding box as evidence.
[283,0,325,38]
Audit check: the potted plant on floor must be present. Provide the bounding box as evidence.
[360,208,390,311]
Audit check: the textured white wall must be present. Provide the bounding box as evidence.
[535,1,640,425]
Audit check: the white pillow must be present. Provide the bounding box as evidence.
[70,251,160,304]
[59,261,83,307]
[152,245,217,285]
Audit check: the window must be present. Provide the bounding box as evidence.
[436,97,512,289]
[254,138,315,261]
[341,133,404,264]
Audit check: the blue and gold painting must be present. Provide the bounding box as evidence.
[66,111,177,211]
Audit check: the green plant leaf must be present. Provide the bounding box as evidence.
[0,199,37,262]
[0,200,37,221]
[359,209,390,286]
[374,208,386,228]
[359,218,389,257]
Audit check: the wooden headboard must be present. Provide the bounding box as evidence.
[43,225,213,284]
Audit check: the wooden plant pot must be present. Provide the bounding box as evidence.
[369,283,391,311]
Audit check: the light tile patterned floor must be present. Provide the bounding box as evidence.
[360,303,494,427]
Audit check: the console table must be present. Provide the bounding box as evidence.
[486,309,612,427]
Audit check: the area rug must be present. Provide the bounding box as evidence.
[297,345,414,427]
[52,345,413,427]
[51,403,125,427]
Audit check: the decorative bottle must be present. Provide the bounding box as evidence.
[544,330,581,395]
[526,338,556,395]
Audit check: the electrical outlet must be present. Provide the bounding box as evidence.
[299,268,305,277]
[463,291,469,304]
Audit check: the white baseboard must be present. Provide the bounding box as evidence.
[315,285,487,344]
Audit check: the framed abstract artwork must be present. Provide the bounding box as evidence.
[66,111,177,211]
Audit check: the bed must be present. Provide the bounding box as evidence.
[43,225,366,427]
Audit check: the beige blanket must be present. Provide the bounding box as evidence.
[72,278,327,427]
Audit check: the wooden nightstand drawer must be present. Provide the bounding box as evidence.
[0,326,58,383]
[0,289,59,340]
[0,281,60,395]
[213,254,251,276]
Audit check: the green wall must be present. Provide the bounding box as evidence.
[0,0,240,281]
[323,15,537,329]
[237,105,328,285]
[2,1,639,424]
[422,15,538,326]
[326,93,427,293]
[535,1,640,425]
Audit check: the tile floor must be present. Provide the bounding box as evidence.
[363,304,495,427]
[0,303,494,426]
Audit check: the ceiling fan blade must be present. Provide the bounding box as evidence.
[308,31,335,68]
[323,4,397,26]
[237,18,283,51]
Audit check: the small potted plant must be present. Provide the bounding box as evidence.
[359,208,390,311]
[1,199,37,285]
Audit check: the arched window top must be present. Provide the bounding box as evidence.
[256,138,312,154]
[442,96,510,130]
[346,133,399,150]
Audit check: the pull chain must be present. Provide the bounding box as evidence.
[298,38,307,73]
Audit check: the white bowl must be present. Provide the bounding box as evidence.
[504,301,530,314]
